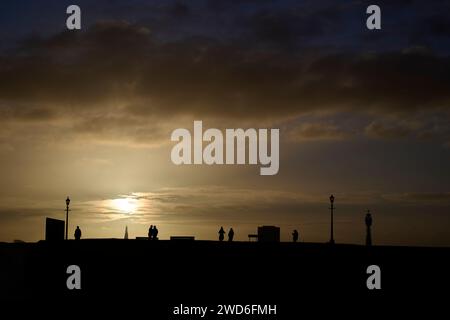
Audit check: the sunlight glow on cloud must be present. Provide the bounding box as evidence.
[111,198,138,214]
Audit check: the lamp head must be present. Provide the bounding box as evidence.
[66,196,70,206]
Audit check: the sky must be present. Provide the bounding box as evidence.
[0,0,450,245]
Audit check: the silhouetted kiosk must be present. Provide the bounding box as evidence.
[292,229,299,242]
[365,210,373,246]
[65,196,70,240]
[219,227,225,241]
[329,194,335,244]
[228,228,234,242]
[74,226,82,240]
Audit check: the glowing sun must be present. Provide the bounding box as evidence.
[113,198,137,214]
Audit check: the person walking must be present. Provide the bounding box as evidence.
[218,227,225,241]
[153,225,159,240]
[228,228,234,242]
[74,226,82,240]
[292,229,299,242]
[148,225,153,240]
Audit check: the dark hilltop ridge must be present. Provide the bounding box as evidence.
[1,239,449,309]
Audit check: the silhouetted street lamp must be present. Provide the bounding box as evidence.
[365,209,372,246]
[329,194,335,244]
[65,196,70,240]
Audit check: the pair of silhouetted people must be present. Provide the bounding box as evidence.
[218,227,234,241]
[292,229,299,242]
[148,225,159,240]
[74,226,82,240]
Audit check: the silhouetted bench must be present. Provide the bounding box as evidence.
[248,234,258,241]
[170,236,195,241]
[136,237,159,240]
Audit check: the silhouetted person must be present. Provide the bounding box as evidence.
[228,228,234,242]
[365,210,372,246]
[292,229,299,242]
[148,225,153,240]
[218,227,225,241]
[74,226,82,240]
[153,226,159,240]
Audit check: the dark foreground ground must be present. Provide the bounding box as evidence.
[1,240,449,317]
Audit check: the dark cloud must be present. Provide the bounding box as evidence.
[0,14,449,145]
[1,19,450,113]
[167,2,190,18]
[205,0,272,13]
[241,8,338,50]
[425,14,450,38]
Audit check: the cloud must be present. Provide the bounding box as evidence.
[364,114,450,145]
[240,5,342,50]
[3,187,449,226]
[364,120,418,139]
[382,192,450,205]
[167,2,190,18]
[288,122,351,142]
[0,8,449,147]
[413,13,450,41]
[2,21,450,113]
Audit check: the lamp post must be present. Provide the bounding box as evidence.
[65,196,70,240]
[329,194,335,244]
[365,209,372,246]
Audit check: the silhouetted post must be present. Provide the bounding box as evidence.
[365,210,372,246]
[65,196,70,240]
[329,194,335,244]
